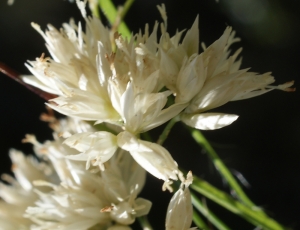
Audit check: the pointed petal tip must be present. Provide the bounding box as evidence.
[181,113,239,130]
[282,81,296,92]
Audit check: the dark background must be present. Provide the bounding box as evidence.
[0,0,300,229]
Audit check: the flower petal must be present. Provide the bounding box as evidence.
[181,113,238,130]
[166,187,193,230]
[64,131,118,170]
[134,198,152,217]
[117,131,179,182]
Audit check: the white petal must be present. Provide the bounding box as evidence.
[48,88,120,122]
[120,82,135,126]
[134,198,152,217]
[64,131,118,169]
[181,15,199,56]
[117,131,149,153]
[117,131,179,181]
[176,54,206,103]
[142,102,187,132]
[166,187,193,230]
[65,152,89,161]
[159,50,179,92]
[97,42,112,86]
[181,113,238,130]
[64,132,114,152]
[21,74,60,95]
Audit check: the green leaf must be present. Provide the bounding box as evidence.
[191,192,230,230]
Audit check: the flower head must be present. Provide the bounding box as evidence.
[21,1,294,192]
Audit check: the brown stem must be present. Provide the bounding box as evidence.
[0,62,56,101]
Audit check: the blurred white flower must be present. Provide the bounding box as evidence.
[0,117,150,229]
[7,0,14,5]
[0,150,53,229]
[26,149,150,229]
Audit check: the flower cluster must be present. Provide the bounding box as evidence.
[1,117,151,229]
[0,115,195,229]
[1,0,295,229]
[22,1,293,191]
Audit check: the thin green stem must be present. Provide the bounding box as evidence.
[157,116,180,145]
[120,0,135,20]
[189,127,260,210]
[137,216,153,230]
[98,0,131,38]
[191,175,286,230]
[192,211,209,230]
[191,192,230,230]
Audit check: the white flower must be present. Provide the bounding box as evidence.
[26,182,112,230]
[24,2,294,134]
[23,1,188,133]
[25,149,150,229]
[100,149,147,202]
[22,4,107,84]
[158,16,204,104]
[64,131,118,171]
[165,171,195,230]
[117,131,181,191]
[180,27,294,130]
[109,185,152,225]
[22,116,94,184]
[101,150,151,225]
[0,150,53,229]
[64,128,182,189]
[0,117,150,229]
[160,52,206,104]
[108,80,186,133]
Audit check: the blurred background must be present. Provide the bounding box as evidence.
[0,0,299,229]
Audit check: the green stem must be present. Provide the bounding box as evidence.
[98,0,131,39]
[191,175,286,230]
[137,216,153,230]
[189,127,259,210]
[120,0,135,20]
[191,192,230,230]
[192,211,209,230]
[157,116,180,145]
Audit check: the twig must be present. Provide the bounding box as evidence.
[0,62,55,101]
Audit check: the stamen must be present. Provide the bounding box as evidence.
[100,205,114,213]
[22,134,40,146]
[162,180,173,192]
[266,80,296,92]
